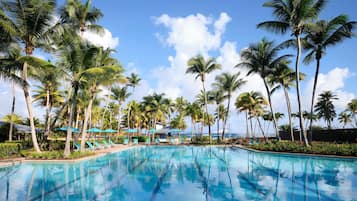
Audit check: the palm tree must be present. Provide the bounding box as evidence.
[268,62,305,142]
[214,104,227,137]
[126,73,141,129]
[79,48,125,151]
[304,15,356,134]
[208,90,225,137]
[0,0,62,152]
[0,46,25,142]
[1,114,23,124]
[235,91,268,141]
[237,39,291,140]
[314,91,338,129]
[186,55,221,142]
[31,64,64,137]
[212,72,246,140]
[258,0,327,146]
[111,86,131,133]
[338,112,352,129]
[347,99,357,127]
[60,0,103,35]
[186,102,203,138]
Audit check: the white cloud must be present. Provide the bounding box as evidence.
[304,67,355,110]
[82,27,119,49]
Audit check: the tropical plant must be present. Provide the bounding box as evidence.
[314,91,338,129]
[212,72,246,140]
[1,114,23,124]
[236,91,268,140]
[126,73,141,129]
[60,0,103,34]
[0,0,63,152]
[338,112,352,129]
[186,55,221,142]
[111,86,131,132]
[347,99,357,127]
[237,38,291,140]
[208,90,225,137]
[258,0,327,146]
[268,62,305,142]
[304,15,356,135]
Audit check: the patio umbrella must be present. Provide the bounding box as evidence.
[170,128,182,138]
[87,127,103,140]
[55,127,79,133]
[103,128,117,133]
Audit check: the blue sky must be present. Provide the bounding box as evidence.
[1,0,357,134]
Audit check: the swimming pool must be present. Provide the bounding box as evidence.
[0,146,356,201]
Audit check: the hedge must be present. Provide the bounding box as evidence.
[248,141,357,157]
[0,143,22,159]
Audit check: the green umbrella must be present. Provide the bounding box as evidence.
[103,129,117,133]
[87,127,103,133]
[148,128,156,133]
[126,128,137,133]
[55,127,79,133]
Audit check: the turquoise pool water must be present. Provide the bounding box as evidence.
[0,146,356,201]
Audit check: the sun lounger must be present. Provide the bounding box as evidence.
[155,138,160,145]
[86,141,96,150]
[74,142,80,151]
[145,138,151,145]
[102,140,112,148]
[123,138,129,145]
[133,138,138,145]
[93,141,105,149]
[109,139,117,146]
[170,138,176,144]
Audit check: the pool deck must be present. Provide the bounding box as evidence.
[0,144,143,168]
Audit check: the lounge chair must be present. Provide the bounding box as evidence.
[74,142,80,151]
[109,139,117,146]
[86,141,96,150]
[93,141,105,149]
[155,138,160,145]
[170,138,176,144]
[179,138,185,144]
[133,138,138,145]
[123,138,129,145]
[145,138,151,145]
[102,140,112,148]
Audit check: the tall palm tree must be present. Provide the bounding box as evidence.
[314,91,338,129]
[258,0,327,146]
[111,86,131,133]
[236,91,268,141]
[186,102,203,138]
[79,48,125,151]
[304,15,356,134]
[126,73,141,129]
[0,0,62,152]
[347,99,357,127]
[237,39,291,140]
[208,90,225,136]
[60,0,103,35]
[214,104,227,137]
[268,62,305,141]
[212,72,246,140]
[338,112,352,129]
[186,55,221,142]
[0,46,25,141]
[31,64,64,137]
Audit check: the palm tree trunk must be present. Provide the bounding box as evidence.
[256,117,267,141]
[75,107,80,129]
[44,88,51,138]
[250,117,254,140]
[245,111,250,138]
[263,79,280,140]
[222,94,231,141]
[22,61,41,152]
[80,95,94,151]
[8,81,15,142]
[283,85,294,141]
[64,85,79,157]
[295,35,309,146]
[309,57,320,142]
[201,80,211,143]
[117,102,121,134]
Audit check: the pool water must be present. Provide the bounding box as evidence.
[0,146,356,201]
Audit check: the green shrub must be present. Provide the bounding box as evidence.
[24,150,95,160]
[248,141,357,156]
[133,136,147,142]
[112,136,125,144]
[0,143,22,159]
[191,136,212,144]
